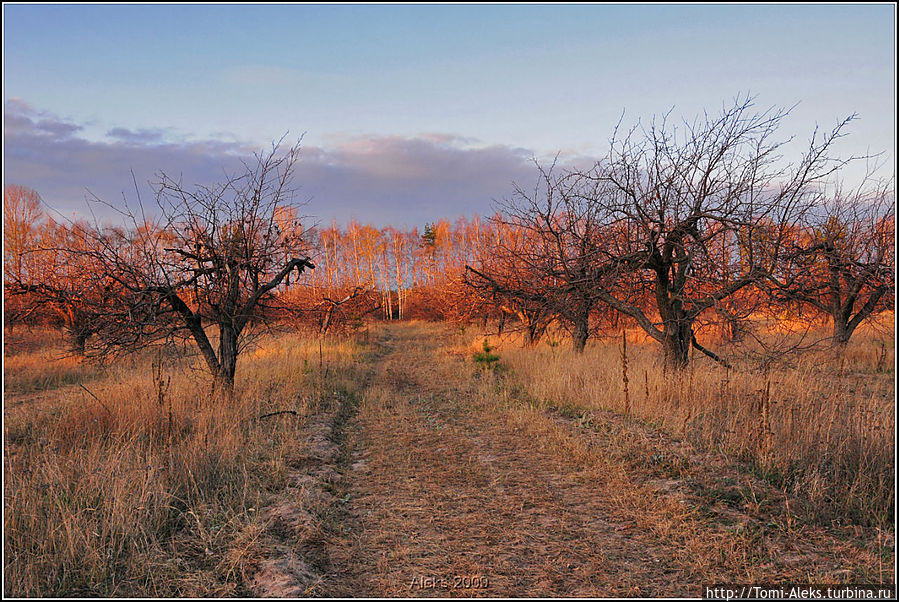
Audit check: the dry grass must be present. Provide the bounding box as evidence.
[4,318,893,597]
[3,326,361,597]
[3,327,104,394]
[486,315,895,529]
[320,322,891,596]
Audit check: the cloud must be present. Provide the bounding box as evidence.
[106,127,168,144]
[3,98,83,139]
[4,101,582,228]
[294,135,541,226]
[4,100,252,221]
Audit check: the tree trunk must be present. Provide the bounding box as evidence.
[321,304,335,336]
[63,308,88,355]
[831,316,851,347]
[523,323,534,346]
[523,318,543,347]
[217,323,239,390]
[71,330,88,355]
[830,285,886,348]
[726,314,743,342]
[571,311,590,354]
[662,320,692,369]
[718,306,743,342]
[655,266,692,369]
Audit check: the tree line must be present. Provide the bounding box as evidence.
[4,99,894,386]
[468,98,894,367]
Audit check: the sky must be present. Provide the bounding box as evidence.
[3,3,896,228]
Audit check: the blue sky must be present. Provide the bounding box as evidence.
[3,4,895,226]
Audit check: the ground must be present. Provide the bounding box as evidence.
[250,322,891,597]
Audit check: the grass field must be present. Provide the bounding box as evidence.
[3,326,363,596]
[3,319,895,596]
[494,316,895,528]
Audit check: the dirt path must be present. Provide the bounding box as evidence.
[256,323,888,597]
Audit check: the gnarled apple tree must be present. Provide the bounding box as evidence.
[82,140,314,390]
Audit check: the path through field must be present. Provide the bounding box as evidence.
[253,323,887,597]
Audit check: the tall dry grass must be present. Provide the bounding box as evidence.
[4,327,105,394]
[3,327,361,597]
[481,316,895,528]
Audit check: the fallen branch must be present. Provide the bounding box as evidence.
[255,410,299,421]
[691,336,732,369]
[79,383,113,416]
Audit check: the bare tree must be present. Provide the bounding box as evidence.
[4,185,44,330]
[771,179,894,346]
[79,139,314,390]
[3,188,113,350]
[5,219,117,353]
[465,214,558,347]
[573,96,857,368]
[4,185,44,286]
[280,284,379,336]
[468,163,611,352]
